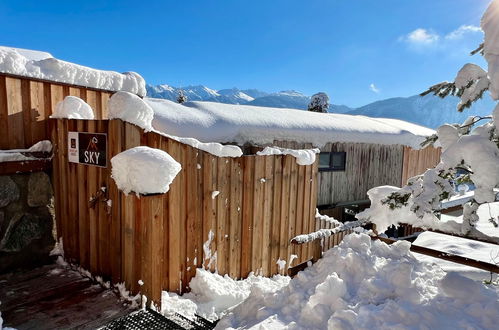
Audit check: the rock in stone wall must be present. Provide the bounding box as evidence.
[0,171,55,273]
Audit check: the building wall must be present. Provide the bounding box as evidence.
[273,141,404,206]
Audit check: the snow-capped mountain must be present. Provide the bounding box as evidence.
[146,83,496,128]
[146,84,255,105]
[346,94,495,128]
[246,90,310,109]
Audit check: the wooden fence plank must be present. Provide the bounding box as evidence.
[229,158,243,279]
[0,76,9,149]
[167,139,181,293]
[270,157,282,275]
[240,156,254,277]
[251,156,265,273]
[261,156,274,276]
[6,77,24,148]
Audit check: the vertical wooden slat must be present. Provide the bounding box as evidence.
[86,120,99,272]
[67,120,79,262]
[251,156,264,273]
[6,77,24,148]
[216,158,230,275]
[287,159,298,269]
[76,120,90,270]
[294,163,305,265]
[229,158,243,279]
[108,119,123,282]
[202,154,217,272]
[240,156,254,277]
[20,79,32,146]
[0,76,9,149]
[185,145,198,286]
[167,139,181,293]
[29,81,46,145]
[278,156,292,274]
[97,120,110,277]
[261,156,274,276]
[270,157,282,275]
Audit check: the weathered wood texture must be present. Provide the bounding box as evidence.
[0,73,113,149]
[401,146,441,185]
[0,264,130,329]
[273,141,404,206]
[51,119,318,306]
[274,141,441,207]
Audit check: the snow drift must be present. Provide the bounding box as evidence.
[217,233,499,329]
[0,46,146,96]
[161,269,290,321]
[111,146,181,196]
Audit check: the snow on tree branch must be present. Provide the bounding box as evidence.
[308,92,329,113]
[359,0,499,239]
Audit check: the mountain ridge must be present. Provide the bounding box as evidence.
[146,84,495,128]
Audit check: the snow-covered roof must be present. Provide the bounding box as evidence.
[147,98,435,149]
[0,46,146,97]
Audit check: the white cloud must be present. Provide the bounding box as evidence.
[445,25,482,40]
[369,83,380,93]
[400,25,483,50]
[404,28,440,45]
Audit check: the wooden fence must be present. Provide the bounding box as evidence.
[0,73,113,149]
[401,146,441,185]
[51,118,319,305]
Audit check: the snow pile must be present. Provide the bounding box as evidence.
[161,269,290,321]
[256,146,319,165]
[217,233,499,329]
[51,96,94,119]
[111,146,181,196]
[0,47,146,96]
[108,91,154,131]
[0,140,52,162]
[146,98,435,149]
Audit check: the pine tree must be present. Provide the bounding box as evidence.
[308,92,329,113]
[177,89,187,104]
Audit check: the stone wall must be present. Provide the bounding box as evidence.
[0,171,55,273]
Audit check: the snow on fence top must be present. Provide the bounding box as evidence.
[0,46,146,97]
[147,98,435,149]
[111,146,181,196]
[51,96,95,120]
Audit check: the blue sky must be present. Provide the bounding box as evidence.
[0,0,489,107]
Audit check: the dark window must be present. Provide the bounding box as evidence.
[318,152,346,171]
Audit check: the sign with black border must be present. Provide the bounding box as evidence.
[68,131,107,168]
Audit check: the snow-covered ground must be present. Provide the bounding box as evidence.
[413,202,499,281]
[214,233,499,329]
[158,203,499,329]
[161,270,290,322]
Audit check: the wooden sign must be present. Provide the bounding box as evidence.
[68,131,107,167]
